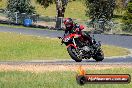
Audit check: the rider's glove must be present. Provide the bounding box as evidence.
[75,28,80,32]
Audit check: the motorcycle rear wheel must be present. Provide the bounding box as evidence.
[67,46,82,62]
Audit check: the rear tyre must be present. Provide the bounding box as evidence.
[67,46,82,62]
[93,49,104,61]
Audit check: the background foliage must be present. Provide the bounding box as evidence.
[7,0,35,21]
[122,0,132,32]
[85,0,116,20]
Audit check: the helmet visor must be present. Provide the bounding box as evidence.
[65,24,72,27]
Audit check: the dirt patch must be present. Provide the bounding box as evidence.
[0,64,132,73]
[34,21,55,27]
[0,16,8,20]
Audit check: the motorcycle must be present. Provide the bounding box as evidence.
[58,32,104,62]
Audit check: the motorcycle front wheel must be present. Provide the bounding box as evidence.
[67,46,82,62]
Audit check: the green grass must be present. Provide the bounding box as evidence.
[0,0,125,22]
[32,0,88,20]
[102,45,130,57]
[0,23,49,30]
[0,0,126,26]
[0,68,131,88]
[0,13,6,17]
[0,24,33,29]
[0,0,7,9]
[0,32,130,61]
[0,32,69,60]
[0,0,88,20]
[64,0,88,20]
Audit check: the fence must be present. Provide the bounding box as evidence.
[0,9,57,29]
[0,10,39,23]
[0,9,131,32]
[86,19,132,34]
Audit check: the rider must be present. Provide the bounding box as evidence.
[63,18,93,46]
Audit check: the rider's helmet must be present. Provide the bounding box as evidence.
[63,18,73,28]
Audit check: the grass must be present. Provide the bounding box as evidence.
[0,32,69,61]
[0,0,127,33]
[0,24,33,29]
[0,13,6,17]
[0,68,131,88]
[0,23,49,30]
[102,45,130,57]
[0,32,130,61]
[64,0,88,20]
[32,0,88,20]
[0,0,125,22]
[0,0,6,9]
[0,0,88,20]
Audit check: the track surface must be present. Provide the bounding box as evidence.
[0,26,132,65]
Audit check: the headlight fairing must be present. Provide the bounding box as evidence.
[63,37,70,42]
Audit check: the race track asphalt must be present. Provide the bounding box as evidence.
[0,26,132,65]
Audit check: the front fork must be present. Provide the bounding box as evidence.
[72,38,77,47]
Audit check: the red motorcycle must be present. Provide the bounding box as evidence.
[58,32,104,62]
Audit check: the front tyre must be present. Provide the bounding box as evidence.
[93,49,104,61]
[67,46,82,62]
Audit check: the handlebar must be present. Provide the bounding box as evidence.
[58,36,62,39]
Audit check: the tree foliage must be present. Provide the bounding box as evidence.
[85,0,116,20]
[36,0,55,8]
[7,0,35,21]
[123,0,132,24]
[36,0,74,8]
[122,0,132,31]
[36,0,69,29]
[36,0,78,17]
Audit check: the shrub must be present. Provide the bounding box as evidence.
[7,0,35,23]
[122,0,132,32]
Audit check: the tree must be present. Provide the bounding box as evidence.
[36,0,54,8]
[36,0,69,29]
[85,0,115,32]
[85,0,115,20]
[122,0,132,32]
[7,0,35,23]
[123,0,132,24]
